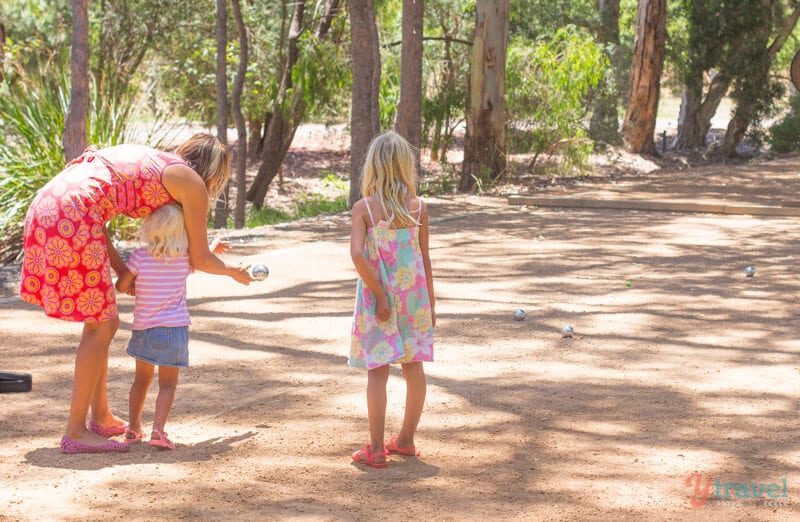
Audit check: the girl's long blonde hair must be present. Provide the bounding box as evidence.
[175,133,231,200]
[360,131,419,226]
[139,203,188,258]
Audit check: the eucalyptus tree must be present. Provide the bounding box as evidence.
[394,0,424,168]
[231,0,247,228]
[213,0,228,228]
[347,0,381,206]
[460,0,510,192]
[674,0,800,155]
[620,0,666,154]
[246,0,344,208]
[63,0,89,161]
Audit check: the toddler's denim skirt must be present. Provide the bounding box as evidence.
[127,326,189,368]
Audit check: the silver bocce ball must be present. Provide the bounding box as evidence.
[745,266,755,277]
[250,264,270,281]
[513,309,526,321]
[561,325,574,338]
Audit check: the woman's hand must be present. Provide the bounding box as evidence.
[210,237,231,254]
[230,264,254,285]
[376,293,391,322]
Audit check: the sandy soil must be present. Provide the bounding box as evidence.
[1,128,800,520]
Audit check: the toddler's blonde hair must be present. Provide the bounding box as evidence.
[139,203,188,258]
[360,131,419,226]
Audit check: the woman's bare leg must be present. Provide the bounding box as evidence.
[64,319,120,444]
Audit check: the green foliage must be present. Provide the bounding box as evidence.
[421,0,472,163]
[506,26,606,173]
[0,71,67,261]
[768,95,800,153]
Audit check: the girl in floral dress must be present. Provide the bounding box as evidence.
[19,134,253,454]
[349,131,436,468]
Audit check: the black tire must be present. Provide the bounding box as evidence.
[0,372,32,393]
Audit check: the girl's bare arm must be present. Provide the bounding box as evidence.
[350,200,391,321]
[418,201,436,327]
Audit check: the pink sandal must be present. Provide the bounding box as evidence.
[123,429,145,444]
[61,435,129,454]
[385,436,419,456]
[149,429,175,450]
[351,444,388,469]
[87,420,128,438]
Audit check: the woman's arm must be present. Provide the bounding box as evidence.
[104,224,136,295]
[162,164,252,285]
[418,202,436,327]
[115,267,136,294]
[350,200,390,321]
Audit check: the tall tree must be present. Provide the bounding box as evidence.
[214,0,230,228]
[589,0,621,144]
[394,0,424,168]
[620,0,666,155]
[246,0,341,207]
[719,1,800,157]
[231,0,248,229]
[347,0,381,206]
[63,0,89,162]
[460,0,509,192]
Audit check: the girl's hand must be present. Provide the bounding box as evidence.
[210,237,231,254]
[376,294,391,322]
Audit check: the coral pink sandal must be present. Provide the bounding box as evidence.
[351,444,388,469]
[123,429,145,444]
[149,429,175,450]
[87,420,128,437]
[385,436,419,456]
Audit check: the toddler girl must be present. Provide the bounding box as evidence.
[116,203,229,449]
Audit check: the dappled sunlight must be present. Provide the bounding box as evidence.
[3,201,800,519]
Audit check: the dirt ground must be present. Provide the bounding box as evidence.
[2,139,800,520]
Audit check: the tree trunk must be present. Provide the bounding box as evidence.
[394,0,424,168]
[213,0,230,228]
[246,0,305,207]
[246,0,341,207]
[231,0,248,229]
[0,19,6,82]
[620,0,666,155]
[460,0,509,192]
[674,71,729,150]
[63,0,89,162]
[719,2,800,157]
[589,0,621,144]
[347,0,381,206]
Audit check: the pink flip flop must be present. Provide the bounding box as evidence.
[149,429,175,450]
[87,420,128,438]
[61,436,129,454]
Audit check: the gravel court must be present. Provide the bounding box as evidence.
[0,194,799,520]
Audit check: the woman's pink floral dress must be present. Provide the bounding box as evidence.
[349,198,434,370]
[19,144,184,323]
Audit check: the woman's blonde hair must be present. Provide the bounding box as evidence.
[360,131,418,226]
[175,133,231,200]
[139,203,188,258]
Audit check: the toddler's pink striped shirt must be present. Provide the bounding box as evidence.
[127,247,192,330]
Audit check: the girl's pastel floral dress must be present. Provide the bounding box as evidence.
[19,145,184,323]
[350,198,434,370]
